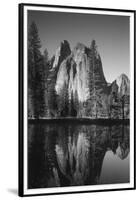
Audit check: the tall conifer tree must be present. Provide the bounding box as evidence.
[28,21,45,118]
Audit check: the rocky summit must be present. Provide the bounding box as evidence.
[28,39,130,119]
[46,40,129,119]
[55,43,90,102]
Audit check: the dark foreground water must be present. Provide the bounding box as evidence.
[28,122,129,189]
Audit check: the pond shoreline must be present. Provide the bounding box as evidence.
[28,118,129,125]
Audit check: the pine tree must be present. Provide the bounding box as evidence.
[43,49,49,65]
[89,40,96,97]
[47,85,58,117]
[28,22,42,84]
[28,21,45,118]
[87,39,98,118]
[42,48,50,116]
[120,94,129,120]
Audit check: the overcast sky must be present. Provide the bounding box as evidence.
[28,10,130,83]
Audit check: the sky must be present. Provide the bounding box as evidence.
[28,10,130,83]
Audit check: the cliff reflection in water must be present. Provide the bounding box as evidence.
[28,123,129,189]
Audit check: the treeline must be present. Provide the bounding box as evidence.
[28,21,129,119]
[28,22,79,118]
[28,22,49,118]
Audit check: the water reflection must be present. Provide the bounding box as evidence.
[28,123,129,189]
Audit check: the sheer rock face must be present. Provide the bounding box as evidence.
[55,43,106,102]
[52,40,71,70]
[109,74,130,96]
[55,43,89,102]
[108,74,130,119]
[48,40,130,119]
[116,74,130,96]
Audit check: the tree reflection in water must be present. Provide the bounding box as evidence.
[28,123,129,189]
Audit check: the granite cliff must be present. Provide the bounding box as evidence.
[45,40,129,119]
[29,39,130,119]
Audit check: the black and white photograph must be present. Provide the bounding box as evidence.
[19,4,135,197]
